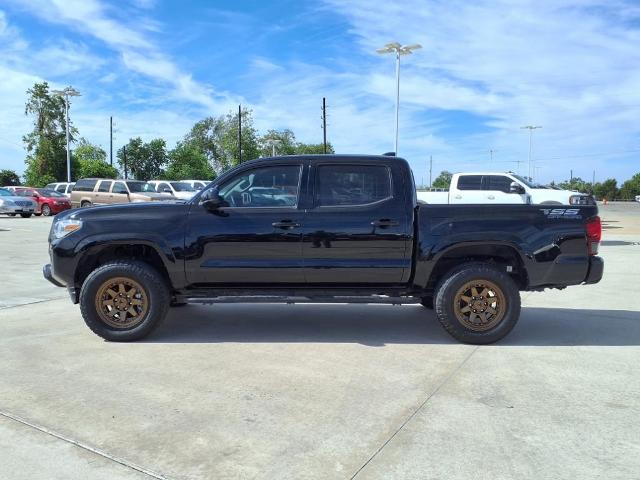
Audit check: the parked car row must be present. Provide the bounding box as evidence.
[1,178,211,216]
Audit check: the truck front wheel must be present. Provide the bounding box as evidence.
[79,261,170,341]
[434,264,521,344]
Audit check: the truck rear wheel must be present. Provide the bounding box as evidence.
[79,261,170,341]
[434,263,520,344]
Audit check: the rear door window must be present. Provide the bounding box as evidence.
[457,175,483,191]
[316,165,392,207]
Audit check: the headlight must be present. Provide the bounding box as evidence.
[569,195,595,205]
[52,219,82,239]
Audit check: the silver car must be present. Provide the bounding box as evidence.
[0,188,37,217]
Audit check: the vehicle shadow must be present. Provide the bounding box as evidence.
[147,304,640,347]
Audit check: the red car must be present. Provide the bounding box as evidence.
[15,187,72,216]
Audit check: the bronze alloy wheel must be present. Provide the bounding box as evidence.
[453,279,506,332]
[94,277,149,329]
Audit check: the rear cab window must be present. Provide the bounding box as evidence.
[457,175,483,191]
[315,164,392,207]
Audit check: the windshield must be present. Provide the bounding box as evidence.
[0,188,11,196]
[171,182,196,192]
[126,182,156,193]
[511,174,544,189]
[38,189,65,197]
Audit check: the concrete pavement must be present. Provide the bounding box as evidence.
[1,203,639,479]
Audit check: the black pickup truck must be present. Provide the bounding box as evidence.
[44,155,603,344]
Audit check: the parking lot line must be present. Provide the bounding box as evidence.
[0,410,169,480]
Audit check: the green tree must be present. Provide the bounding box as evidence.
[164,142,215,180]
[219,108,259,169]
[184,108,259,174]
[558,177,592,194]
[22,82,78,186]
[432,170,453,189]
[259,129,335,156]
[259,129,297,156]
[74,138,118,179]
[0,169,21,186]
[294,142,335,155]
[620,173,640,200]
[116,137,166,180]
[592,178,618,201]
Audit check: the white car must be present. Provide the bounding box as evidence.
[147,180,198,200]
[635,195,640,202]
[44,182,76,198]
[418,172,593,205]
[181,180,211,191]
[0,187,37,217]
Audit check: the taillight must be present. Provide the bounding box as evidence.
[586,216,601,255]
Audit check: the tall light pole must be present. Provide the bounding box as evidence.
[521,125,542,180]
[265,138,282,156]
[376,42,422,155]
[52,86,81,182]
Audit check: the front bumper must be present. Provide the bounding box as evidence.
[1,205,35,214]
[43,263,65,287]
[584,256,604,284]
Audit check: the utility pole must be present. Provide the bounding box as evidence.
[51,86,81,182]
[123,145,127,179]
[322,97,327,154]
[376,42,422,155]
[429,155,433,188]
[521,125,542,180]
[570,169,573,181]
[109,116,113,166]
[489,149,497,162]
[592,170,595,185]
[238,104,242,163]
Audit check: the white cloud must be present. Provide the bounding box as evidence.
[322,0,640,183]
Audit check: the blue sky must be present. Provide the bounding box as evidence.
[1,0,639,185]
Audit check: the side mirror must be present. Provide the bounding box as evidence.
[201,188,226,211]
[162,187,172,193]
[509,182,525,194]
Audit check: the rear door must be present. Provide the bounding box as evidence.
[450,175,484,203]
[301,160,412,284]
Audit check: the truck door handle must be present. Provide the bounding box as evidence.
[272,220,300,229]
[371,219,399,228]
[454,195,462,199]
[487,195,495,200]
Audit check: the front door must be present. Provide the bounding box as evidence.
[302,161,412,284]
[483,175,526,204]
[185,163,306,285]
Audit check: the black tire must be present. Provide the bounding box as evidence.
[434,263,521,344]
[41,204,52,216]
[20,213,32,218]
[7,213,16,217]
[81,200,92,208]
[79,261,170,341]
